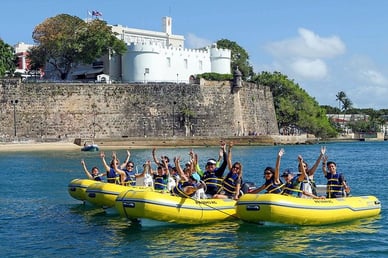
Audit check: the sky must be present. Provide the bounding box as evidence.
[2,0,388,109]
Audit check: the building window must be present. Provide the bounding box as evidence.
[184,59,188,69]
[167,57,171,67]
[199,60,203,70]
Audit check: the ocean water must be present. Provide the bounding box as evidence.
[0,141,387,257]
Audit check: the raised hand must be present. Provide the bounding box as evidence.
[278,148,285,157]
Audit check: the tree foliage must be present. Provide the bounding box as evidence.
[253,71,337,138]
[0,39,17,77]
[30,14,127,79]
[216,39,254,80]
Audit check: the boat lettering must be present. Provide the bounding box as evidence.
[196,200,217,205]
[313,200,333,203]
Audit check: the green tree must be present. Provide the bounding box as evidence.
[216,39,254,80]
[0,39,17,77]
[30,14,127,80]
[253,71,337,138]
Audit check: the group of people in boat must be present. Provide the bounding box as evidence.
[250,146,350,199]
[81,141,350,200]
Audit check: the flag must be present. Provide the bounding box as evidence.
[92,10,102,16]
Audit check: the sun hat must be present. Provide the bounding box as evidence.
[206,159,217,165]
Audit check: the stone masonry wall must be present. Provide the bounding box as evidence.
[0,79,278,141]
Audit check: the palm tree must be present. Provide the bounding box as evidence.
[335,91,346,131]
[342,97,353,134]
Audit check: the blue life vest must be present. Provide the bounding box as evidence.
[123,169,136,186]
[222,171,240,196]
[153,174,167,190]
[106,168,119,184]
[263,179,283,194]
[326,173,345,198]
[93,175,103,181]
[202,171,223,195]
[282,176,303,197]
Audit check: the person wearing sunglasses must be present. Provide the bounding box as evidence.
[213,142,243,200]
[250,148,284,194]
[298,146,326,198]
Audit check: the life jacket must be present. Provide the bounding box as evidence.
[263,179,283,194]
[153,174,167,190]
[93,175,103,181]
[326,173,345,198]
[222,171,240,196]
[123,169,136,186]
[281,176,303,197]
[172,180,197,197]
[301,178,317,197]
[202,171,223,195]
[106,168,120,184]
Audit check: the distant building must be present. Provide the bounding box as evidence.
[71,16,231,82]
[13,42,43,80]
[14,42,33,76]
[327,114,369,124]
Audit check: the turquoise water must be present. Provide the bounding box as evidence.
[0,141,387,257]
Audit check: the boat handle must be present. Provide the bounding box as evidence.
[88,193,96,198]
[246,205,260,211]
[123,202,135,208]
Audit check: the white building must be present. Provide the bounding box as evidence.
[92,17,231,83]
[14,42,34,74]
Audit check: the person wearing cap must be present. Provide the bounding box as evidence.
[193,144,223,177]
[171,156,202,197]
[280,155,306,197]
[201,142,228,197]
[322,155,350,198]
[213,142,243,200]
[250,148,284,194]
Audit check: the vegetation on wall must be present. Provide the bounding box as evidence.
[253,71,337,138]
[216,39,254,80]
[196,73,233,81]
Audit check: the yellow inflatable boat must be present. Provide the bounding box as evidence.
[236,193,381,225]
[115,189,237,224]
[68,178,101,202]
[68,179,152,208]
[85,181,152,208]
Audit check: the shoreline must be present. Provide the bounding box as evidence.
[0,135,368,152]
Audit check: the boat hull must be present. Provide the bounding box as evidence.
[85,182,153,208]
[68,178,101,201]
[236,193,381,225]
[115,190,237,224]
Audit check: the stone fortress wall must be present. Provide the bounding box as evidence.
[0,79,278,142]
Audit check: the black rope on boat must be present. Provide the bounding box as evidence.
[187,195,241,220]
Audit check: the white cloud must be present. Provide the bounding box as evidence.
[264,28,346,80]
[360,70,388,85]
[266,28,346,59]
[290,58,327,79]
[185,33,212,48]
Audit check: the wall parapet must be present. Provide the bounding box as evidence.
[0,79,278,142]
